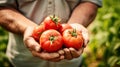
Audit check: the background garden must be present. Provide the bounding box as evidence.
[0,0,120,67]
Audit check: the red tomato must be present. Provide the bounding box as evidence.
[32,24,45,41]
[43,15,62,30]
[40,29,63,52]
[59,24,72,34]
[62,29,84,50]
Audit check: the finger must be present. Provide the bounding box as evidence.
[69,48,80,58]
[59,55,65,60]
[31,51,60,61]
[81,30,89,47]
[58,50,64,55]
[24,37,41,52]
[77,47,84,54]
[23,26,41,52]
[69,47,84,58]
[50,58,61,62]
[77,24,89,47]
[64,48,72,60]
[49,55,64,62]
[50,50,65,62]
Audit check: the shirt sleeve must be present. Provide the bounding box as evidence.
[81,0,102,7]
[0,0,17,8]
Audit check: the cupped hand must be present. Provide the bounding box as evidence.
[23,26,64,62]
[63,23,89,60]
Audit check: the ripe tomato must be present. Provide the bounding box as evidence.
[62,29,84,50]
[59,24,72,34]
[40,29,63,52]
[43,15,62,30]
[32,24,45,41]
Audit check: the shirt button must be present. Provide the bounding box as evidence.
[49,1,52,4]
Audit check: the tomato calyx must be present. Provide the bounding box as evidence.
[69,29,77,38]
[49,35,55,45]
[50,15,60,25]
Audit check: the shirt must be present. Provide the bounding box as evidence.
[0,0,102,67]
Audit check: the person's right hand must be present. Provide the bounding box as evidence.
[23,26,65,62]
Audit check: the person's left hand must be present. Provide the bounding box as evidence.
[63,23,89,60]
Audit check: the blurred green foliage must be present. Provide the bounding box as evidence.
[83,0,120,67]
[0,27,12,67]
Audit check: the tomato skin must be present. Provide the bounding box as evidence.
[62,29,84,50]
[40,29,63,52]
[32,24,45,41]
[43,16,62,30]
[59,24,72,34]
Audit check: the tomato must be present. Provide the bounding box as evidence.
[32,24,45,41]
[40,29,63,52]
[43,15,62,30]
[62,29,84,50]
[59,24,72,34]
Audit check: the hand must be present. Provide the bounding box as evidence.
[63,23,89,60]
[23,26,64,62]
[63,47,84,60]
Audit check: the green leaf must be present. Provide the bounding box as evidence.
[117,61,120,65]
[102,13,112,20]
[108,56,119,66]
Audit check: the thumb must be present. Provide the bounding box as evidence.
[23,26,41,52]
[82,31,89,47]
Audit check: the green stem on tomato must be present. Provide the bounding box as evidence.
[69,29,77,38]
[49,35,55,45]
[50,15,60,25]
